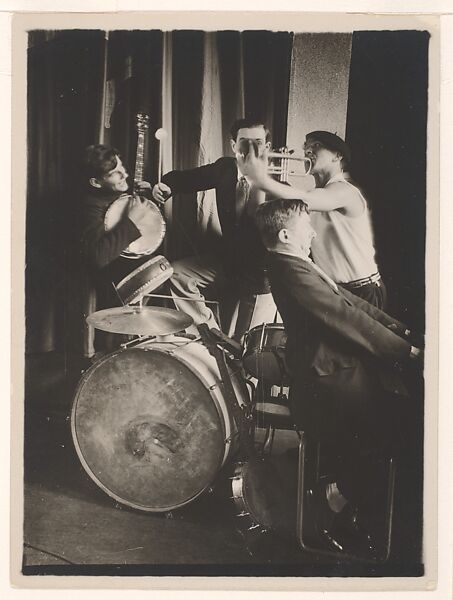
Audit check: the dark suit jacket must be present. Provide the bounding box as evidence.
[267,252,412,395]
[162,157,238,240]
[162,157,268,291]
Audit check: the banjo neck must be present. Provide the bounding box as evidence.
[134,113,149,191]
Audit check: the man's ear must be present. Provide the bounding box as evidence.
[89,177,102,189]
[230,138,237,155]
[332,152,342,164]
[277,228,289,244]
[265,140,271,150]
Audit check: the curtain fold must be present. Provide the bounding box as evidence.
[26,31,106,355]
[196,32,226,247]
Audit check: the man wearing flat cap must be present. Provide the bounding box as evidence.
[238,131,386,309]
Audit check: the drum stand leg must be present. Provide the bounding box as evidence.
[295,432,396,564]
[261,426,276,456]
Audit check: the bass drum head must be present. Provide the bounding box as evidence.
[72,347,226,512]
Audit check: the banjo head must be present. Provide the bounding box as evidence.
[104,194,166,258]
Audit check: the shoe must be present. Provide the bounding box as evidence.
[305,479,377,558]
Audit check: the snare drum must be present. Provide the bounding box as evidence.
[71,337,249,512]
[242,323,288,385]
[114,255,173,305]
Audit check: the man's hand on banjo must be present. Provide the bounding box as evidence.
[152,182,172,204]
[126,195,151,228]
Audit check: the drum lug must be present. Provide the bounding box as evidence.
[165,511,174,519]
[247,523,261,531]
[237,511,250,517]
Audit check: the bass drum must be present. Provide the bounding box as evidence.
[71,337,249,512]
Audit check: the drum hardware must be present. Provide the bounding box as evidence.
[139,293,221,329]
[198,324,255,458]
[86,305,194,337]
[104,113,166,259]
[120,335,153,349]
[199,325,282,538]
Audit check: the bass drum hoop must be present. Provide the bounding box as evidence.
[71,340,244,512]
[104,194,166,259]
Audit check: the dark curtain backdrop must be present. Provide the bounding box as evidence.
[26,31,105,355]
[105,30,163,185]
[169,30,292,259]
[26,29,428,356]
[346,30,429,332]
[346,31,428,561]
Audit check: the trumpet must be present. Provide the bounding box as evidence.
[267,147,312,182]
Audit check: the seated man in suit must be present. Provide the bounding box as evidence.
[152,117,272,340]
[254,198,423,555]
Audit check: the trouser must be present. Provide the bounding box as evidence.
[290,362,410,513]
[340,278,387,310]
[169,254,275,340]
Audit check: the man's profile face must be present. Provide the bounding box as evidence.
[91,156,129,193]
[303,139,339,173]
[231,126,270,159]
[287,211,316,254]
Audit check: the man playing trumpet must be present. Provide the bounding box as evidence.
[239,131,387,309]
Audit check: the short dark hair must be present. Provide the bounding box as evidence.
[82,144,121,180]
[255,198,309,248]
[306,130,351,169]
[230,118,270,143]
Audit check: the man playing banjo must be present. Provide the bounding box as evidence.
[80,144,156,350]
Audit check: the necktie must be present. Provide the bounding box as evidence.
[235,176,250,222]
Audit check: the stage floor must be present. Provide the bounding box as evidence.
[21,351,424,578]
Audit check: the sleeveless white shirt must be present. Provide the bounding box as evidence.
[309,174,378,283]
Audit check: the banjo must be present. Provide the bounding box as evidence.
[104,113,166,260]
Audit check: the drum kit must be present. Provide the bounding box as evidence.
[74,294,289,514]
[72,114,294,534]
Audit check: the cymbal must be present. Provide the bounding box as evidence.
[86,306,193,336]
